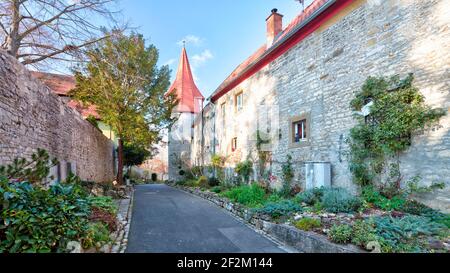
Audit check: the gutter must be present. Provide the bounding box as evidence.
[208,0,338,102]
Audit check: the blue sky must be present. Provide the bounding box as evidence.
[120,0,312,98]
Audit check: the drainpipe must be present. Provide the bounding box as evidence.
[201,106,205,166]
[212,103,217,158]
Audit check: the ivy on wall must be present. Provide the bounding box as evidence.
[256,130,271,180]
[348,74,446,188]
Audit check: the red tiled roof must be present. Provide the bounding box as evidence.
[214,46,267,94]
[166,47,204,113]
[67,100,101,120]
[31,71,101,119]
[31,71,76,96]
[275,0,328,43]
[211,0,332,102]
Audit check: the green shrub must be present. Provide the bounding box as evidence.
[178,179,198,187]
[235,160,253,183]
[221,184,266,207]
[88,196,118,215]
[362,186,406,211]
[0,149,58,184]
[329,224,353,244]
[207,176,220,187]
[81,222,111,250]
[294,217,321,231]
[190,166,203,178]
[397,200,450,228]
[351,219,380,248]
[296,187,324,206]
[372,215,448,253]
[210,186,223,194]
[312,202,324,213]
[266,193,283,203]
[0,180,91,253]
[321,188,361,213]
[254,200,302,218]
[399,199,434,215]
[197,176,209,188]
[433,214,450,229]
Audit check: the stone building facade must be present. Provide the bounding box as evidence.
[188,0,449,212]
[0,50,116,183]
[192,103,216,167]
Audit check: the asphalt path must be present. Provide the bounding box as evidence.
[126,184,286,253]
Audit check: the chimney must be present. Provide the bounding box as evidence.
[266,8,283,47]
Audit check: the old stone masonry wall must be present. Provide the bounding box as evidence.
[270,0,450,211]
[0,50,116,183]
[201,0,450,212]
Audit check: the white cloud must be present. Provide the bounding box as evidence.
[163,58,176,66]
[191,49,214,67]
[177,35,204,47]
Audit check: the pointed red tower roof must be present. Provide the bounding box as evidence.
[166,47,204,113]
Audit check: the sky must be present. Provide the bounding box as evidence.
[119,0,313,99]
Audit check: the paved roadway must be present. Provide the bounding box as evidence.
[126,184,286,253]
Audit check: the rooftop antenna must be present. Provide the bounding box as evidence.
[182,40,186,48]
[295,0,305,11]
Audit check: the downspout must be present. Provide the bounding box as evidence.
[212,102,217,157]
[201,106,205,166]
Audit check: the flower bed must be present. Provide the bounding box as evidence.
[170,181,450,253]
[0,149,133,253]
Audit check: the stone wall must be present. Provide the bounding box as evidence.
[168,112,196,181]
[197,0,450,212]
[271,0,450,211]
[0,50,116,183]
[192,103,216,167]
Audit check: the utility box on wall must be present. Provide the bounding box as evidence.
[305,162,331,190]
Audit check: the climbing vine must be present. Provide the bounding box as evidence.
[348,74,446,189]
[280,154,294,197]
[256,130,271,180]
[235,160,253,184]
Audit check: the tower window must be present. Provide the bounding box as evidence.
[235,92,243,112]
[231,137,237,152]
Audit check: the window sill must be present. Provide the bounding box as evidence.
[289,140,311,149]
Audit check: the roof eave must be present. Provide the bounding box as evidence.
[208,0,338,102]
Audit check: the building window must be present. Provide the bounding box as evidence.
[221,102,226,127]
[289,113,311,148]
[231,137,237,152]
[235,92,243,112]
[292,119,307,143]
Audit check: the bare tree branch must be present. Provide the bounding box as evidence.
[0,0,126,69]
[21,34,109,65]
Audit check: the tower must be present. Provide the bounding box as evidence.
[167,46,204,181]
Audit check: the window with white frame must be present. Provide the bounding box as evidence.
[292,119,307,143]
[235,92,243,112]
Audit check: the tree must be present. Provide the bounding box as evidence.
[0,0,122,68]
[70,32,178,184]
[123,144,151,167]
